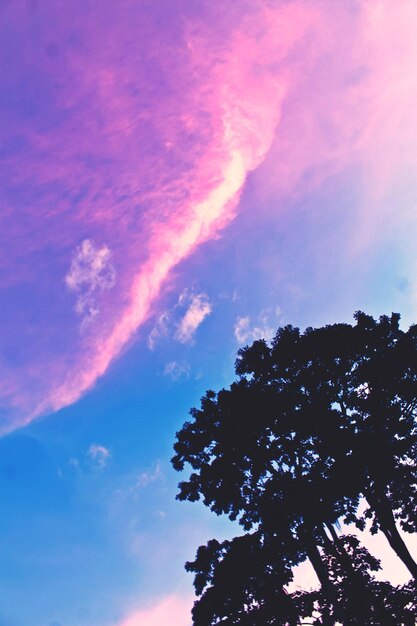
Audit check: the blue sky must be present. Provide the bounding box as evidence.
[1,1,417,624]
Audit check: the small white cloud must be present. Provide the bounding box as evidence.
[134,461,163,489]
[234,316,252,343]
[88,443,111,470]
[175,292,212,343]
[65,239,116,326]
[148,311,170,350]
[69,457,80,470]
[234,308,282,344]
[148,290,212,349]
[164,360,190,381]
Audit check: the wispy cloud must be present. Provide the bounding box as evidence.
[148,290,211,349]
[119,462,164,500]
[234,307,282,345]
[147,312,171,350]
[174,293,212,344]
[163,360,190,381]
[65,239,116,327]
[87,443,111,470]
[134,462,163,490]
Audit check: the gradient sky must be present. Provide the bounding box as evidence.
[1,1,417,624]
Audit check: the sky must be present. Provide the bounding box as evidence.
[0,0,417,624]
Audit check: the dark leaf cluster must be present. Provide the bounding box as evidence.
[172,313,417,625]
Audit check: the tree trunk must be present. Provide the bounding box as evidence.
[366,488,417,580]
[303,534,337,626]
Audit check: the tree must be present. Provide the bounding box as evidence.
[172,312,417,625]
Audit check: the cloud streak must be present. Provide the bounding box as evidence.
[175,293,212,344]
[164,361,190,382]
[0,0,307,432]
[1,0,417,432]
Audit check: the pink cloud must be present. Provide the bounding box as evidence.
[115,595,192,626]
[254,0,417,252]
[349,0,417,252]
[1,0,416,432]
[0,1,312,432]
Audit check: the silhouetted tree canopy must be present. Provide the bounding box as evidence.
[172,312,417,625]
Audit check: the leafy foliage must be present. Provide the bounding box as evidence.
[172,313,417,625]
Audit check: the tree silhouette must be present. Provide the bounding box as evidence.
[186,532,300,626]
[172,313,417,625]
